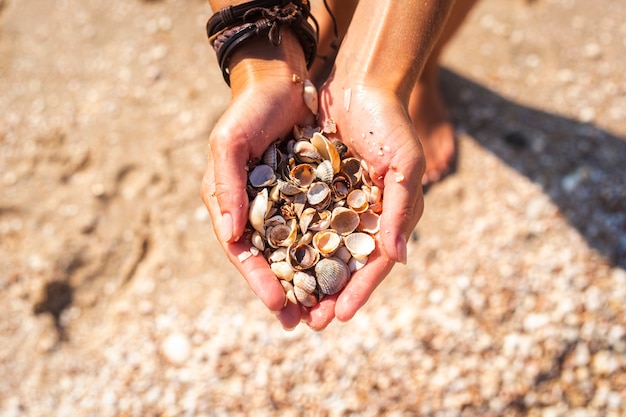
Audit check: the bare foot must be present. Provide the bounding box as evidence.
[408,70,457,186]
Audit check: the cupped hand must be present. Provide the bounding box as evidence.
[303,77,426,330]
[200,39,313,330]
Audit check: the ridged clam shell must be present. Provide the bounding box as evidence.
[294,285,318,307]
[271,261,295,281]
[311,132,341,174]
[344,232,375,260]
[293,271,317,293]
[330,207,360,235]
[315,257,350,295]
[346,189,369,213]
[307,181,332,209]
[315,160,334,183]
[287,242,320,271]
[261,143,279,170]
[312,229,342,257]
[248,188,269,234]
[248,164,276,188]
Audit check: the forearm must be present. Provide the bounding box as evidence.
[334,0,456,100]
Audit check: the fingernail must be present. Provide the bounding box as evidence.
[219,212,233,242]
[396,234,407,265]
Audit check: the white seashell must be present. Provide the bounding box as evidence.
[248,164,276,188]
[248,188,270,234]
[251,231,265,251]
[334,246,352,264]
[299,207,331,234]
[346,189,369,213]
[344,232,375,260]
[358,211,380,234]
[312,229,342,257]
[293,270,317,293]
[307,181,332,209]
[286,288,298,305]
[330,207,360,235]
[293,140,322,163]
[287,242,320,271]
[268,247,288,263]
[294,285,318,307]
[315,160,334,183]
[299,231,314,246]
[315,257,350,295]
[303,79,318,115]
[271,261,295,281]
[348,257,367,272]
[311,132,341,174]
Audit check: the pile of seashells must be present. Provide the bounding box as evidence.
[245,126,382,308]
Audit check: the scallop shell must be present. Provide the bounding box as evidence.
[312,229,342,257]
[303,79,319,116]
[289,163,316,188]
[307,181,332,210]
[311,132,341,174]
[293,271,317,293]
[248,188,270,234]
[315,257,350,295]
[330,207,360,235]
[294,285,318,307]
[271,261,295,281]
[248,164,276,188]
[287,242,320,271]
[315,160,334,183]
[344,232,375,260]
[358,211,380,234]
[346,189,369,213]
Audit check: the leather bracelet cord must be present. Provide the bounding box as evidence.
[207,0,318,86]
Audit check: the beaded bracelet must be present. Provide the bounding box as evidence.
[207,0,318,86]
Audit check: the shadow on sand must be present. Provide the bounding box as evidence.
[441,68,626,268]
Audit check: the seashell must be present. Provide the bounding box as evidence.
[248,164,276,188]
[268,247,288,263]
[307,181,332,210]
[334,246,352,264]
[358,210,380,234]
[311,132,341,174]
[293,140,322,163]
[289,163,316,188]
[331,172,352,201]
[346,189,369,213]
[285,288,298,305]
[348,257,367,272]
[344,232,375,260]
[251,231,265,251]
[331,138,347,158]
[341,157,363,187]
[287,242,320,271]
[280,202,297,220]
[271,261,295,281]
[303,79,318,115]
[299,207,331,234]
[276,179,304,196]
[315,257,350,295]
[294,285,318,307]
[330,207,360,235]
[315,160,335,183]
[292,192,307,218]
[312,229,342,257]
[248,188,270,234]
[266,219,297,248]
[261,143,279,170]
[264,215,286,228]
[293,271,317,293]
[299,231,314,246]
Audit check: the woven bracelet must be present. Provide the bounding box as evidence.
[207,0,318,86]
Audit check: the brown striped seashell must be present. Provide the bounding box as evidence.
[312,229,342,257]
[266,219,298,248]
[315,160,334,183]
[330,207,360,235]
[307,181,332,210]
[248,188,270,234]
[315,257,350,295]
[358,210,380,234]
[261,143,279,170]
[343,232,375,260]
[346,189,369,213]
[287,242,320,271]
